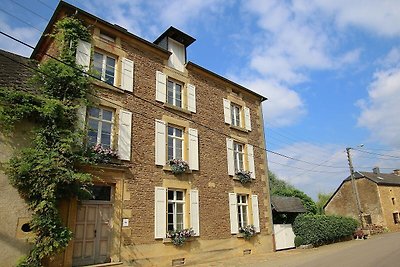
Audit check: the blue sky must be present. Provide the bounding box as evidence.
[1,0,400,199]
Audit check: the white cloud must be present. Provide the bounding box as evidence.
[312,0,400,37]
[357,67,400,147]
[0,16,39,57]
[241,78,305,127]
[268,142,400,199]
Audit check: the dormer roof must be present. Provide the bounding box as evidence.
[154,26,196,48]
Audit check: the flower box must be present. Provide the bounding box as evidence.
[168,159,190,175]
[166,228,195,246]
[239,225,256,240]
[236,170,252,184]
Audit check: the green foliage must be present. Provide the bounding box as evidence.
[316,192,332,215]
[269,170,317,214]
[0,16,92,266]
[294,235,304,247]
[293,214,359,246]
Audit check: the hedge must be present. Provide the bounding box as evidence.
[293,214,359,246]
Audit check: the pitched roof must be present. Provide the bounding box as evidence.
[271,196,307,213]
[0,49,37,92]
[345,171,400,186]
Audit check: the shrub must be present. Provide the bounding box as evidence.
[294,235,304,247]
[293,214,358,246]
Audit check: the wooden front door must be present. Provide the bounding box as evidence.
[72,203,112,266]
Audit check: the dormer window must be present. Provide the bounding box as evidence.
[168,38,185,72]
[100,31,115,43]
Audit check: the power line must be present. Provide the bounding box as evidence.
[352,148,400,159]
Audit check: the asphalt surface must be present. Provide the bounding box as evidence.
[193,232,400,267]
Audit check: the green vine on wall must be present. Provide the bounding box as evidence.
[0,17,93,266]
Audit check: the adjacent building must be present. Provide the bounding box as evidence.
[1,1,274,266]
[325,167,400,232]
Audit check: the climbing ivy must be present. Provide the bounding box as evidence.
[0,17,93,266]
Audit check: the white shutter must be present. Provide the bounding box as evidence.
[244,107,251,131]
[187,84,196,113]
[229,193,239,234]
[75,40,91,72]
[188,128,199,170]
[223,98,231,124]
[76,105,86,131]
[252,195,260,233]
[154,187,167,239]
[155,71,166,103]
[247,144,255,179]
[190,189,200,236]
[118,110,132,161]
[155,119,166,165]
[226,138,235,176]
[121,57,134,92]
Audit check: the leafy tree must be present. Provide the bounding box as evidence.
[269,170,317,214]
[316,192,332,215]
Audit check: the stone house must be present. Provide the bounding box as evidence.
[0,1,274,266]
[325,167,400,232]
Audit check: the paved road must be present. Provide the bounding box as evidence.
[195,232,400,267]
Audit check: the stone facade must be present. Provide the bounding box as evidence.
[325,172,400,232]
[25,2,274,266]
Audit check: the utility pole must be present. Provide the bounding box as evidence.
[346,147,364,228]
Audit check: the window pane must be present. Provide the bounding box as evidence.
[102,110,113,121]
[176,203,183,213]
[176,191,183,200]
[175,128,182,137]
[93,53,103,79]
[176,214,184,225]
[88,107,100,118]
[105,57,115,85]
[168,126,174,136]
[101,134,111,148]
[167,81,174,104]
[168,190,174,200]
[87,131,97,146]
[88,119,98,131]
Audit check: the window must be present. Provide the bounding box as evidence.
[231,104,241,127]
[93,51,116,85]
[87,107,114,148]
[155,71,196,113]
[168,126,184,160]
[154,187,199,238]
[223,98,251,131]
[233,142,244,172]
[393,212,400,224]
[167,80,182,108]
[167,190,185,231]
[228,193,260,234]
[363,214,372,225]
[226,138,255,178]
[237,194,248,228]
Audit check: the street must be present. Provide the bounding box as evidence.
[195,232,400,267]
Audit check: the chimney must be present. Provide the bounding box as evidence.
[373,167,380,175]
[393,169,400,176]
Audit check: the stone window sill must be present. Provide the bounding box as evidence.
[163,103,192,115]
[230,125,249,133]
[92,80,125,94]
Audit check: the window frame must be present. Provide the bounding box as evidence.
[167,79,183,108]
[87,106,114,149]
[231,103,241,127]
[167,125,184,161]
[393,212,400,224]
[233,142,245,172]
[237,194,249,228]
[167,189,186,231]
[93,51,117,85]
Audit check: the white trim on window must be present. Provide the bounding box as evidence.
[252,195,260,233]
[229,193,239,234]
[188,128,199,170]
[76,40,91,72]
[121,57,134,92]
[118,109,132,161]
[190,189,200,236]
[155,119,167,165]
[155,187,167,239]
[223,99,231,124]
[226,138,235,176]
[247,144,255,179]
[156,71,167,103]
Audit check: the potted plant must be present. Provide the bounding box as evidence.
[239,225,256,240]
[168,159,190,174]
[236,170,252,184]
[88,144,119,164]
[166,228,195,246]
